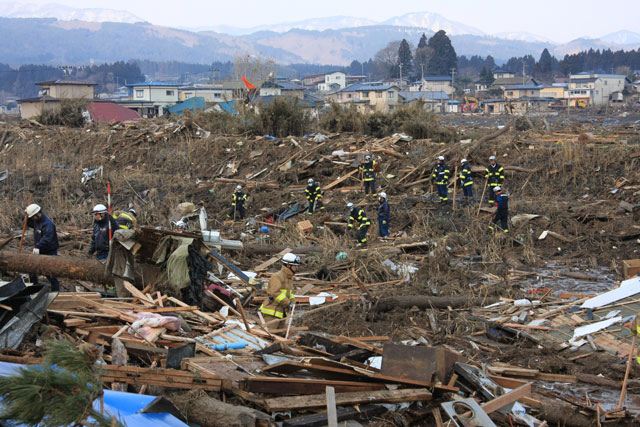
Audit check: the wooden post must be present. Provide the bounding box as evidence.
[18,194,33,252]
[452,165,458,211]
[285,303,296,339]
[477,179,488,217]
[326,386,338,427]
[234,297,252,332]
[617,322,638,409]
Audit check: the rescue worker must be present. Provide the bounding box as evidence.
[358,155,378,198]
[377,192,390,238]
[432,156,450,203]
[305,178,324,215]
[228,185,248,220]
[259,253,301,330]
[489,186,509,233]
[485,155,504,205]
[347,202,371,247]
[25,203,60,291]
[113,208,137,230]
[458,158,474,205]
[88,204,119,261]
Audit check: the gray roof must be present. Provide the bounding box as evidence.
[340,83,398,92]
[399,91,449,102]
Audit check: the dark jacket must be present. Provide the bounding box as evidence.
[485,163,505,185]
[348,207,371,229]
[378,200,390,221]
[432,163,450,185]
[459,163,474,186]
[305,183,322,201]
[89,215,119,258]
[232,191,247,207]
[28,213,58,255]
[495,192,509,211]
[359,160,378,181]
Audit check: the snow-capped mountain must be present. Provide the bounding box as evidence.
[0,2,144,23]
[382,12,485,36]
[600,30,640,45]
[199,16,378,35]
[493,31,554,44]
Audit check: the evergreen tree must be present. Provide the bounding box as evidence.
[426,30,457,75]
[397,39,414,78]
[417,33,428,49]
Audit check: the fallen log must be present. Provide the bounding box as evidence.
[0,250,161,287]
[373,296,498,312]
[467,121,512,155]
[244,244,324,256]
[173,393,274,427]
[538,403,594,427]
[0,250,109,284]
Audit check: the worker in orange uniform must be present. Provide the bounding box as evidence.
[259,253,301,330]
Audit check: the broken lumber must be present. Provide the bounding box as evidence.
[467,121,512,155]
[373,296,498,312]
[262,388,432,412]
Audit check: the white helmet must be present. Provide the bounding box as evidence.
[282,253,301,266]
[175,220,187,229]
[489,155,496,161]
[308,178,314,185]
[379,192,387,199]
[365,155,371,161]
[92,204,108,214]
[128,208,137,217]
[493,186,502,193]
[346,202,354,208]
[235,185,242,191]
[25,204,41,218]
[437,156,445,161]
[460,158,467,164]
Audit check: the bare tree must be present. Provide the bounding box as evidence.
[373,41,402,78]
[232,54,276,84]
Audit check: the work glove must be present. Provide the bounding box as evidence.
[382,220,387,225]
[32,248,39,255]
[347,224,353,229]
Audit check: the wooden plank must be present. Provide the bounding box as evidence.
[262,388,432,412]
[323,169,358,190]
[123,280,155,306]
[254,248,291,272]
[244,377,386,395]
[283,405,386,427]
[326,386,338,427]
[101,365,221,391]
[481,382,532,414]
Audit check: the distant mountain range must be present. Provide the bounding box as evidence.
[0,5,638,66]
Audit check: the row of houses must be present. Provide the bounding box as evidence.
[12,69,639,120]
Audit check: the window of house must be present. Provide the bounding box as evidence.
[214,93,221,98]
[507,91,513,96]
[604,81,607,85]
[135,90,144,98]
[388,91,394,98]
[166,90,174,96]
[347,94,352,98]
[377,92,382,98]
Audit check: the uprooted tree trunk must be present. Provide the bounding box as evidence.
[372,296,498,312]
[172,392,274,427]
[467,120,513,156]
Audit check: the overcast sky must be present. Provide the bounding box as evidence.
[16,0,640,42]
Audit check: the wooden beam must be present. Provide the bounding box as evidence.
[481,382,532,414]
[262,388,432,411]
[326,386,338,427]
[244,377,386,395]
[324,169,358,191]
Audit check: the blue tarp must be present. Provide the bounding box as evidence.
[0,361,188,427]
[167,97,206,115]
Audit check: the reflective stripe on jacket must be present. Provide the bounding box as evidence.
[348,207,371,228]
[232,191,247,207]
[305,183,322,201]
[485,163,504,185]
[359,161,377,181]
[459,163,474,186]
[259,265,294,319]
[432,164,450,185]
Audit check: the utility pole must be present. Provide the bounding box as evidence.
[421,64,424,82]
[522,60,525,85]
[450,68,456,107]
[209,67,219,84]
[399,63,403,87]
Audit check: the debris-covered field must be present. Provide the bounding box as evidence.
[1,111,640,426]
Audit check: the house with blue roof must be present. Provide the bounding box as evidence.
[118,81,181,117]
[259,80,306,99]
[326,82,400,113]
[399,91,449,112]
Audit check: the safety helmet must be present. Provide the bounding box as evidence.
[379,192,387,199]
[236,185,242,191]
[282,253,302,266]
[308,178,314,185]
[25,203,41,218]
[489,155,496,161]
[493,186,502,193]
[460,158,467,164]
[437,156,445,161]
[128,208,137,217]
[92,204,108,214]
[346,202,354,209]
[365,155,371,162]
[175,220,187,229]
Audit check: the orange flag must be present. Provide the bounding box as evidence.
[241,76,257,90]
